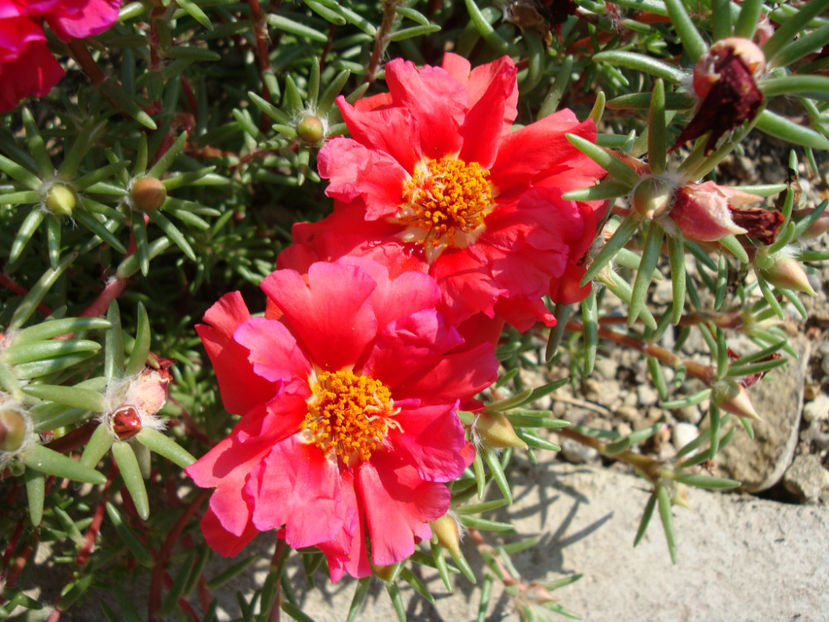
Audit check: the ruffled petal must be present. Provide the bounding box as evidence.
[390,403,468,482]
[458,58,517,168]
[46,0,120,41]
[363,308,463,388]
[336,96,421,172]
[490,111,599,192]
[357,456,450,566]
[200,505,259,558]
[317,138,408,220]
[430,248,507,323]
[196,292,278,416]
[315,470,371,581]
[393,342,498,408]
[384,58,466,159]
[245,436,350,548]
[186,395,306,537]
[260,262,378,371]
[337,257,439,330]
[233,317,311,396]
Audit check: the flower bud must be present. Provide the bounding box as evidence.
[474,411,527,449]
[674,37,765,154]
[44,183,76,217]
[371,561,401,583]
[111,406,142,440]
[664,182,748,242]
[130,177,167,213]
[632,177,672,220]
[757,252,816,295]
[711,380,759,420]
[431,514,462,558]
[296,114,325,145]
[0,408,27,452]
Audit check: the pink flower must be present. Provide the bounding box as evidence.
[0,0,121,113]
[282,53,605,331]
[186,259,498,580]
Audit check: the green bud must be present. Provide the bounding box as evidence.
[130,177,167,213]
[431,514,462,558]
[758,252,816,295]
[44,183,76,217]
[475,411,527,449]
[711,380,760,420]
[296,114,325,144]
[632,177,672,219]
[0,408,27,452]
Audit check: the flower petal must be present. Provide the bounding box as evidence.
[46,0,120,41]
[357,456,450,566]
[363,308,463,388]
[391,403,469,482]
[490,111,599,192]
[196,292,278,416]
[261,262,378,371]
[317,138,408,220]
[384,58,466,159]
[458,57,517,168]
[233,317,311,396]
[246,436,350,548]
[200,505,259,557]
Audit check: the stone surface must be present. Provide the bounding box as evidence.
[715,336,810,492]
[40,463,829,622]
[206,463,828,622]
[783,454,829,503]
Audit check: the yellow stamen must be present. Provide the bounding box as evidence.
[303,369,400,466]
[397,157,494,262]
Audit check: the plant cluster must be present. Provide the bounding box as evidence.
[0,0,827,621]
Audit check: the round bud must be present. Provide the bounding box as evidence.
[0,409,27,452]
[44,183,76,217]
[632,177,672,219]
[111,406,142,440]
[130,177,167,213]
[296,114,325,144]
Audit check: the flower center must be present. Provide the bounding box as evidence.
[303,369,400,466]
[397,157,494,262]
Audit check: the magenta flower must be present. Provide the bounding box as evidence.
[280,53,605,331]
[0,0,121,112]
[187,259,498,580]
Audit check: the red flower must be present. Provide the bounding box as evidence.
[282,53,605,331]
[186,259,498,580]
[0,0,121,113]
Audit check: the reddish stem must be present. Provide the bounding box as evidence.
[79,275,128,318]
[67,39,107,84]
[0,273,53,317]
[75,463,116,567]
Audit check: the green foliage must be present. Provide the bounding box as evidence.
[0,0,827,620]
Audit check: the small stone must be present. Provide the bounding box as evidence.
[782,455,829,504]
[594,358,617,380]
[637,384,659,407]
[616,405,640,423]
[560,438,599,464]
[581,378,600,401]
[674,422,699,454]
[803,384,819,401]
[802,393,829,423]
[617,422,632,437]
[675,405,702,424]
[646,407,664,423]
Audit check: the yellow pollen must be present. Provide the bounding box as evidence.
[398,157,494,260]
[303,369,400,466]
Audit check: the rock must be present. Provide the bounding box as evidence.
[560,437,600,464]
[616,405,640,423]
[715,336,809,493]
[675,404,702,424]
[674,422,699,454]
[594,358,618,380]
[802,393,829,423]
[783,455,829,503]
[636,384,659,407]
